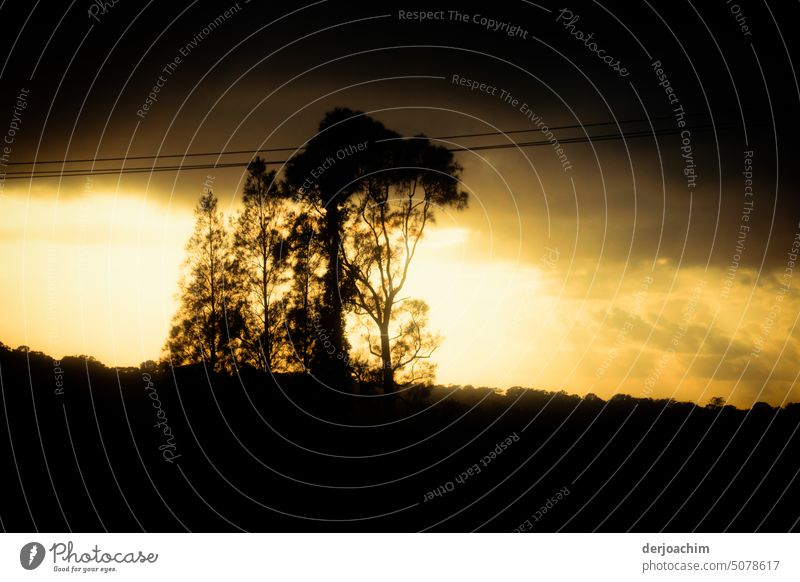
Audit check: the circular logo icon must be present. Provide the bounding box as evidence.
[20,542,45,570]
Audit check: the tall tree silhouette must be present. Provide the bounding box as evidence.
[340,138,467,392]
[166,190,235,371]
[284,210,324,371]
[353,297,441,389]
[230,158,288,371]
[285,108,400,387]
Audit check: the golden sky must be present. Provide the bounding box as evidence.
[2,163,798,409]
[3,0,800,413]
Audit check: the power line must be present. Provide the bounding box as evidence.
[4,114,716,169]
[460,124,738,151]
[433,113,707,140]
[2,121,743,180]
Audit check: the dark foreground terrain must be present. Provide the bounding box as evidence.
[1,343,798,532]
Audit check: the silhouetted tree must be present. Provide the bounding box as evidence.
[166,190,235,371]
[751,401,775,414]
[283,210,324,371]
[706,395,727,410]
[229,158,289,370]
[340,137,467,393]
[583,392,606,404]
[285,108,401,387]
[353,298,441,389]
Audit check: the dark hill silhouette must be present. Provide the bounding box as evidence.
[1,342,798,532]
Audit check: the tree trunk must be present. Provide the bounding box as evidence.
[262,282,272,372]
[301,266,310,371]
[311,202,350,387]
[379,321,394,394]
[208,212,218,371]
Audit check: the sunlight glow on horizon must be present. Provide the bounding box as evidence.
[1,190,799,408]
[0,191,193,367]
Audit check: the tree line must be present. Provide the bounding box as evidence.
[165,108,468,393]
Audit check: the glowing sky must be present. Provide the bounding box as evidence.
[2,163,798,409]
[2,1,799,409]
